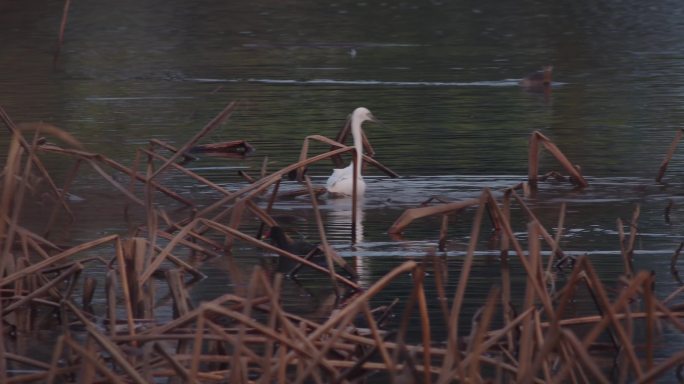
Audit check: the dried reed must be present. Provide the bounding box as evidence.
[2,106,684,383]
[656,128,684,183]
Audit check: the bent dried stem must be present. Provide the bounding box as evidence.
[528,130,588,188]
[656,128,684,183]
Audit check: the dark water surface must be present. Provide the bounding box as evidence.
[4,0,684,376]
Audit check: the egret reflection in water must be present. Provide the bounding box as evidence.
[324,197,369,282]
[325,197,365,243]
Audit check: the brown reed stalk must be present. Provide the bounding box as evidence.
[106,269,118,337]
[114,237,137,342]
[147,239,205,280]
[653,301,684,333]
[637,349,684,384]
[305,176,341,292]
[63,301,149,383]
[176,146,350,231]
[200,218,359,289]
[389,198,480,235]
[66,336,127,384]
[352,151,360,242]
[1,234,118,288]
[546,202,566,272]
[428,251,450,328]
[510,190,565,260]
[154,227,222,261]
[1,110,77,216]
[151,101,237,179]
[189,310,206,380]
[148,138,197,162]
[500,190,512,257]
[529,131,588,188]
[364,302,397,380]
[223,200,246,250]
[617,216,627,260]
[338,321,394,382]
[260,272,283,383]
[296,134,398,182]
[200,302,338,375]
[277,339,287,383]
[482,190,555,318]
[5,353,52,371]
[39,145,194,207]
[17,226,61,252]
[271,261,418,377]
[166,269,192,318]
[152,342,197,384]
[44,159,82,235]
[560,330,611,383]
[129,238,152,318]
[413,264,432,384]
[626,204,640,273]
[144,149,159,260]
[528,257,592,380]
[257,270,360,351]
[139,219,198,284]
[392,281,420,369]
[467,287,499,381]
[231,270,261,383]
[533,310,553,382]
[2,262,83,315]
[203,320,260,379]
[528,130,540,188]
[552,268,651,382]
[619,303,633,384]
[438,190,488,383]
[294,308,360,382]
[517,223,541,383]
[14,257,31,334]
[4,134,42,271]
[89,159,146,205]
[45,335,66,384]
[656,128,684,183]
[139,294,261,336]
[0,131,24,276]
[536,310,684,329]
[0,299,5,382]
[438,215,449,251]
[444,307,535,378]
[644,272,656,381]
[500,253,515,360]
[53,0,71,67]
[254,270,345,361]
[256,177,281,239]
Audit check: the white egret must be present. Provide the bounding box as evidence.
[325,107,378,197]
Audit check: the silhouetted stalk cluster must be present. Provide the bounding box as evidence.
[2,103,684,383]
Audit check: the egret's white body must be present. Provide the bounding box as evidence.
[325,107,377,197]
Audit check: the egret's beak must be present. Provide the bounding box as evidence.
[369,114,383,125]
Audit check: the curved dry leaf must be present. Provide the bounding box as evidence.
[16,122,83,149]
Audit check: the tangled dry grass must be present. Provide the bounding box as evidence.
[2,102,684,383]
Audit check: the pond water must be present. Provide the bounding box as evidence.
[3,0,684,377]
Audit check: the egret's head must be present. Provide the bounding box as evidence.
[353,107,379,124]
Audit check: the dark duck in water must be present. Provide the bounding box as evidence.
[266,226,325,274]
[520,65,553,89]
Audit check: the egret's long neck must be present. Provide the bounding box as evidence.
[351,117,364,179]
